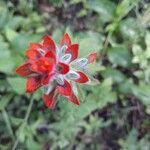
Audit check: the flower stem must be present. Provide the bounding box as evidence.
[12,95,34,150]
[100,32,112,59]
[24,95,34,122]
[77,85,85,102]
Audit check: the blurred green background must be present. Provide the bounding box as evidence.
[0,0,150,149]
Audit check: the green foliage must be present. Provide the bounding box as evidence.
[7,77,26,95]
[50,78,116,148]
[0,94,14,111]
[76,31,104,56]
[108,46,132,67]
[87,0,116,22]
[102,67,126,83]
[116,0,139,20]
[0,0,150,149]
[0,36,15,73]
[11,33,42,55]
[119,129,150,150]
[120,18,141,40]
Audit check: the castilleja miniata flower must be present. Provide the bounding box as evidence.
[16,33,97,109]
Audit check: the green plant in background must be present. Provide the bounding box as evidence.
[0,0,150,149]
[119,129,150,150]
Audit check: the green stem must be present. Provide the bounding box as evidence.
[2,109,15,142]
[12,95,34,150]
[77,85,85,102]
[100,32,112,59]
[24,95,34,122]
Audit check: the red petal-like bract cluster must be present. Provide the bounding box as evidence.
[16,33,97,109]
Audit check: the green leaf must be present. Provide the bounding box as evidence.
[76,31,104,57]
[26,136,42,150]
[119,129,150,150]
[119,129,138,150]
[0,7,9,29]
[21,12,42,30]
[88,62,105,74]
[87,0,116,22]
[145,32,150,58]
[0,94,14,110]
[120,18,140,40]
[0,40,15,73]
[5,28,18,42]
[116,0,139,20]
[132,82,150,114]
[52,28,63,44]
[6,16,24,29]
[7,77,26,94]
[119,79,135,94]
[102,67,126,83]
[11,33,42,55]
[108,46,132,67]
[10,116,24,126]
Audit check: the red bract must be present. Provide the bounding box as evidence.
[16,33,97,109]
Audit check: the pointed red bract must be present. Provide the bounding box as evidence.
[66,44,79,61]
[26,76,42,93]
[75,71,89,83]
[61,33,71,47]
[31,57,54,74]
[45,51,56,63]
[29,43,43,50]
[88,52,97,63]
[57,80,72,96]
[43,35,56,51]
[16,63,32,77]
[26,49,41,60]
[43,89,56,109]
[68,92,80,105]
[57,62,69,74]
[26,43,43,59]
[42,73,55,85]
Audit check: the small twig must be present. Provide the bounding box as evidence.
[12,95,34,150]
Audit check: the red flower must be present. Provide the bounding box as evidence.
[16,33,97,109]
